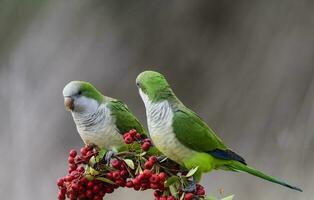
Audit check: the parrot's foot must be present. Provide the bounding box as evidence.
[157,155,167,162]
[103,150,116,164]
[182,178,197,193]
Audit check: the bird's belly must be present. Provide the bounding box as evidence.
[150,126,195,166]
[78,126,124,150]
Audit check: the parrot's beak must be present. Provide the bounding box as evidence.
[64,97,74,111]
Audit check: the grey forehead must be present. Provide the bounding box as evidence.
[62,81,81,97]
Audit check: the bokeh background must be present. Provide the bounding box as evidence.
[0,0,313,199]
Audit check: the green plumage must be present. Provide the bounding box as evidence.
[107,99,146,136]
[227,161,303,192]
[172,107,227,151]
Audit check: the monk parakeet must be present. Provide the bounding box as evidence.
[63,81,146,152]
[136,71,302,192]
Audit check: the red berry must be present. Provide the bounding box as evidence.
[99,191,106,197]
[120,170,128,177]
[149,156,157,164]
[58,192,66,200]
[135,133,141,140]
[65,175,73,182]
[158,172,167,182]
[140,182,149,189]
[154,190,161,197]
[77,166,85,173]
[144,138,151,143]
[144,161,154,169]
[115,178,126,187]
[123,133,130,138]
[112,171,121,180]
[68,156,75,164]
[93,196,102,200]
[85,150,93,160]
[80,176,87,184]
[57,178,64,187]
[149,174,160,183]
[132,178,140,186]
[71,183,79,191]
[137,173,145,181]
[105,187,114,193]
[69,164,77,170]
[129,129,137,137]
[106,172,113,180]
[160,196,167,200]
[86,190,93,198]
[143,169,152,178]
[93,185,100,193]
[69,149,77,157]
[87,181,94,189]
[126,181,133,188]
[80,147,87,156]
[111,160,120,169]
[184,193,193,200]
[150,183,159,189]
[85,144,92,150]
[133,185,140,190]
[94,196,102,200]
[196,189,205,195]
[167,196,175,200]
[124,136,134,144]
[142,142,151,151]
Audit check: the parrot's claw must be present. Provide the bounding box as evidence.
[104,150,116,164]
[157,155,167,162]
[182,178,197,193]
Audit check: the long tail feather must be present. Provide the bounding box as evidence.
[227,162,302,192]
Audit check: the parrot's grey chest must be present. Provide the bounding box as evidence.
[144,98,194,164]
[72,103,124,149]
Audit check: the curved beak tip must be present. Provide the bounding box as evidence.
[64,97,74,111]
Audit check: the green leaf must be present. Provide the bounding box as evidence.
[89,167,100,176]
[186,166,199,177]
[169,184,179,198]
[85,174,94,181]
[95,148,107,162]
[123,159,135,170]
[221,195,234,200]
[96,177,116,185]
[164,176,179,187]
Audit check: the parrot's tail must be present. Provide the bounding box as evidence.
[226,161,302,192]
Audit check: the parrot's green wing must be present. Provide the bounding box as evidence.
[172,107,246,164]
[108,100,147,136]
[172,107,227,152]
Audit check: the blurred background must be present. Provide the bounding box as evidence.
[0,0,313,199]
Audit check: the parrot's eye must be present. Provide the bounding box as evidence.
[136,82,140,87]
[78,91,82,95]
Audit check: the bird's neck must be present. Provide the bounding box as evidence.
[72,103,107,131]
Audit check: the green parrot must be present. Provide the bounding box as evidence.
[63,81,146,152]
[136,71,302,192]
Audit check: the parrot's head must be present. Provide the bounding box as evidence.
[136,70,173,103]
[62,81,104,113]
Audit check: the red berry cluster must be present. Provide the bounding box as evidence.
[123,129,152,151]
[57,130,208,200]
[57,146,116,200]
[153,183,205,200]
